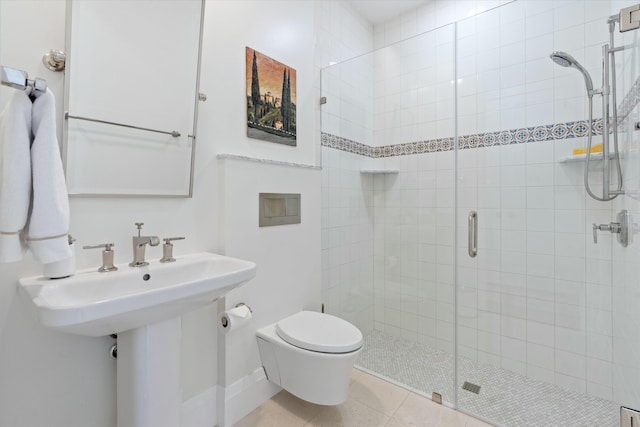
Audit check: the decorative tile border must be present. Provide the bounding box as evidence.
[323,74,640,159]
[617,75,640,126]
[321,119,602,158]
[320,133,373,157]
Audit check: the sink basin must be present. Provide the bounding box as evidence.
[19,252,256,336]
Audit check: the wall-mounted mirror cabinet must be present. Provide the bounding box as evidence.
[63,0,204,197]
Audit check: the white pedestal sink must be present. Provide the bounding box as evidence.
[19,252,256,427]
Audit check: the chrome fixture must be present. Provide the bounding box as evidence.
[83,243,118,272]
[65,113,181,138]
[0,65,47,94]
[468,211,477,258]
[462,381,481,395]
[549,7,638,201]
[619,4,640,32]
[432,392,442,405]
[42,49,66,71]
[593,209,630,247]
[109,343,118,360]
[549,52,594,92]
[160,237,185,263]
[621,406,640,427]
[129,223,160,267]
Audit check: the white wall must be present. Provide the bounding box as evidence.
[200,2,324,423]
[203,0,317,167]
[218,158,321,381]
[0,1,323,426]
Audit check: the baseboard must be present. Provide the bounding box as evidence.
[219,367,281,427]
[181,386,219,427]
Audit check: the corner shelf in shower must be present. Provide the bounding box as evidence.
[360,169,399,174]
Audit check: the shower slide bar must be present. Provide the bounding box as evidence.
[0,65,47,94]
[64,112,181,138]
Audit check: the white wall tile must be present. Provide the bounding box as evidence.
[528,320,555,347]
[556,349,586,380]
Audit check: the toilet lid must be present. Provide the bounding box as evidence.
[275,311,363,354]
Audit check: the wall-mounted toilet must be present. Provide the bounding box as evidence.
[256,310,363,405]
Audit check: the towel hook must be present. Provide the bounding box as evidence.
[42,49,66,72]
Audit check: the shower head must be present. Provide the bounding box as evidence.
[550,52,573,67]
[550,51,594,93]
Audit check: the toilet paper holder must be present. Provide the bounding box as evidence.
[220,303,252,328]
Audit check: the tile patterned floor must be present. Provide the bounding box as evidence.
[234,369,492,427]
[357,331,619,427]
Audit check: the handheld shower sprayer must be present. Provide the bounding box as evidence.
[550,51,594,94]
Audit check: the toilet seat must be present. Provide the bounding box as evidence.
[275,311,363,354]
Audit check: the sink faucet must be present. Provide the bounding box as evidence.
[129,222,160,267]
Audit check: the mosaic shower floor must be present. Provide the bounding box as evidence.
[356,330,618,427]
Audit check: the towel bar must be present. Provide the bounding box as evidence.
[65,112,181,138]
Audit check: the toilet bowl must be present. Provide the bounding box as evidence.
[256,311,363,405]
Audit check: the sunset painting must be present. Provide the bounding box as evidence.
[246,47,297,146]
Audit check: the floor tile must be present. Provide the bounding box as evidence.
[348,370,410,416]
[393,393,469,427]
[304,398,390,427]
[234,398,308,427]
[271,391,324,422]
[234,370,491,427]
[465,416,494,427]
[385,417,408,427]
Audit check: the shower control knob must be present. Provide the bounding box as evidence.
[592,210,630,246]
[592,223,612,243]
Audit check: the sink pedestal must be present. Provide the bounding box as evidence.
[117,317,182,427]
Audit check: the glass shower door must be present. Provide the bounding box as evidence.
[455,1,630,425]
[320,22,458,407]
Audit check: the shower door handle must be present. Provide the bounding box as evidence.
[468,211,477,258]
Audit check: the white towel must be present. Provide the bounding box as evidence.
[0,90,32,262]
[26,88,72,265]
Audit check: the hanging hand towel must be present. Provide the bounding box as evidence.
[0,91,32,263]
[26,88,72,266]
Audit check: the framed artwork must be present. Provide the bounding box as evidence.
[246,47,297,146]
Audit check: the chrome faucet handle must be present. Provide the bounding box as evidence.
[134,222,144,236]
[593,210,630,246]
[163,237,185,244]
[146,236,160,247]
[160,237,185,263]
[593,223,612,243]
[593,222,621,243]
[83,243,118,272]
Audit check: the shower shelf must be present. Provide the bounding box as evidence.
[558,152,616,163]
[558,150,638,163]
[360,169,399,174]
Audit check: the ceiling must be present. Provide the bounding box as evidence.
[348,0,430,25]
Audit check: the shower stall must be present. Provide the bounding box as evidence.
[320,1,640,425]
